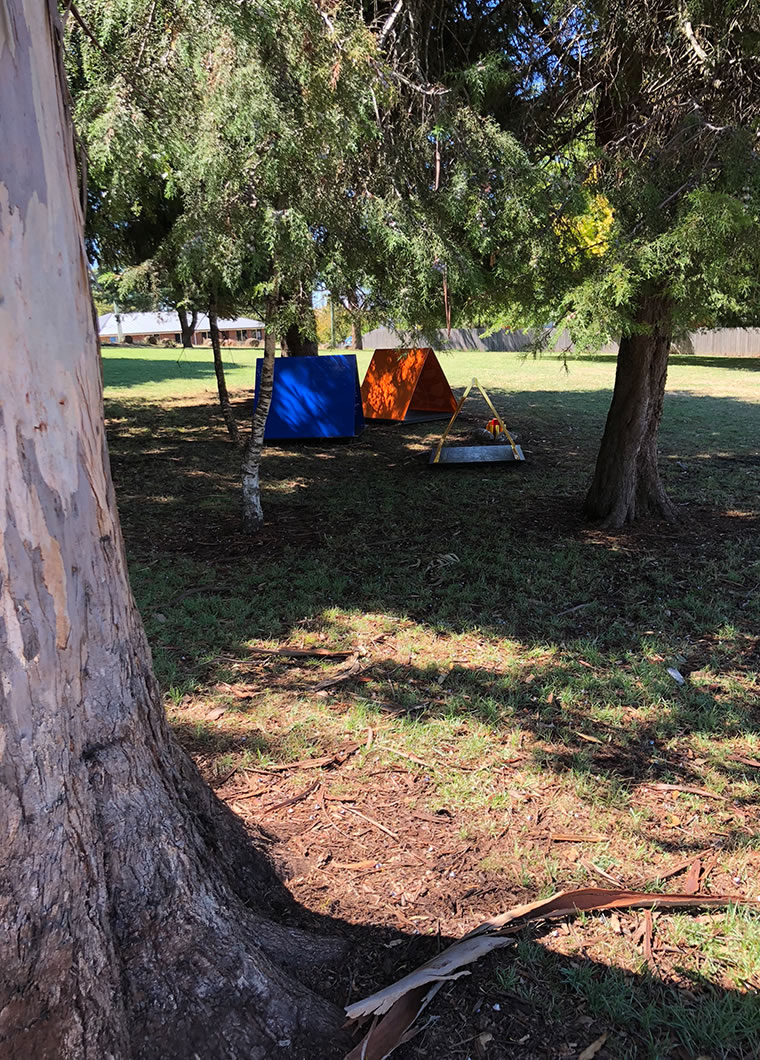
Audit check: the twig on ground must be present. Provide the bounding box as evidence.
[556,601,594,617]
[643,783,727,801]
[550,833,606,843]
[331,859,381,871]
[642,909,655,967]
[583,861,624,887]
[376,745,437,770]
[265,779,320,812]
[256,742,361,773]
[573,731,604,745]
[345,806,399,839]
[248,645,357,658]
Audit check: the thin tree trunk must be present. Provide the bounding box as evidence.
[0,8,347,1057]
[242,295,278,532]
[209,302,242,447]
[351,314,363,349]
[177,305,197,347]
[584,291,677,527]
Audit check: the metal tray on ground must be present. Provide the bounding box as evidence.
[430,444,525,465]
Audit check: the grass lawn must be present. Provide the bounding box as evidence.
[103,344,760,1059]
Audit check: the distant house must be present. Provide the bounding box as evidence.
[98,311,265,346]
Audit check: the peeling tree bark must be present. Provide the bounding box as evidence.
[0,5,347,1057]
[584,291,677,528]
[242,295,278,532]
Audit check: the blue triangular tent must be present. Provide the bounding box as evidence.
[254,354,365,440]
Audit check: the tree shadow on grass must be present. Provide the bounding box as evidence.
[334,920,760,1058]
[102,354,255,390]
[107,389,759,762]
[185,741,760,1059]
[105,389,760,1058]
[189,764,760,1059]
[571,352,760,372]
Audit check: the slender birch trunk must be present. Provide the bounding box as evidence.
[241,294,278,531]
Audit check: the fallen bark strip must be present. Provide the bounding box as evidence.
[343,886,758,1058]
[255,742,361,773]
[248,646,356,658]
[313,658,368,691]
[642,782,727,800]
[549,833,606,843]
[727,754,760,769]
[583,861,624,887]
[642,850,711,885]
[682,858,702,895]
[344,984,443,1060]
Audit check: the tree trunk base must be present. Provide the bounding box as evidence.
[127,748,352,1058]
[584,473,679,529]
[241,443,265,532]
[584,292,678,529]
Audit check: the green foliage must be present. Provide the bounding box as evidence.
[491,0,760,343]
[68,0,760,349]
[67,0,542,335]
[314,301,352,346]
[91,268,155,313]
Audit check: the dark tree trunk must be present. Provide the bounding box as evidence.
[351,315,363,349]
[280,322,318,356]
[584,291,677,528]
[209,302,242,447]
[0,7,348,1057]
[177,305,197,347]
[242,296,278,532]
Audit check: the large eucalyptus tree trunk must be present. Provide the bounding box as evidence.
[0,6,346,1057]
[584,292,677,527]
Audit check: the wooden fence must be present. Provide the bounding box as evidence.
[361,325,760,357]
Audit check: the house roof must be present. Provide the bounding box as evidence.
[98,311,264,337]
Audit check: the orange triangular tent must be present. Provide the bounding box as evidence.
[361,348,457,421]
